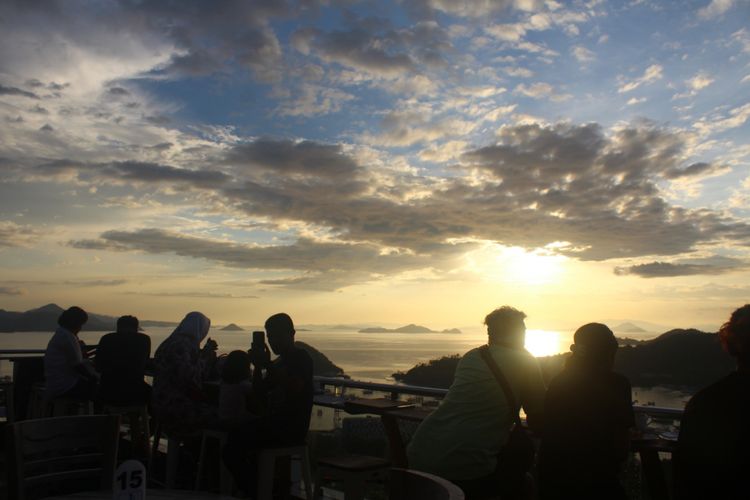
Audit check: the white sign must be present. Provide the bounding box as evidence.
[113,460,146,500]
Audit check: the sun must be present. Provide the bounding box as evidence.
[466,243,567,286]
[525,329,563,357]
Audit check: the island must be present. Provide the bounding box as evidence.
[359,323,461,334]
[614,322,647,333]
[392,329,735,390]
[296,341,347,377]
[220,323,244,331]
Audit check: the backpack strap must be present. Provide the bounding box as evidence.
[479,345,522,427]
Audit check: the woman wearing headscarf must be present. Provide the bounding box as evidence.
[152,311,217,436]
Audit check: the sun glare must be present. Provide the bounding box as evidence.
[524,329,562,357]
[468,244,566,286]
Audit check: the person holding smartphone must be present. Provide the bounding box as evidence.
[222,312,314,496]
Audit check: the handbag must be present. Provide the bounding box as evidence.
[479,345,536,474]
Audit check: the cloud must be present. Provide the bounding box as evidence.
[694,102,750,136]
[0,287,26,296]
[63,279,128,287]
[0,84,39,99]
[68,228,464,290]
[615,256,745,278]
[122,291,259,299]
[698,0,736,19]
[572,46,595,63]
[514,82,571,101]
[687,72,715,91]
[627,97,647,106]
[618,64,663,93]
[0,221,41,247]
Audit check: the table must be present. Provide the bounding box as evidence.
[342,398,427,468]
[42,489,236,499]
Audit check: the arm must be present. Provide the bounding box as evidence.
[521,357,546,433]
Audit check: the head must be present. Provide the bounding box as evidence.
[58,306,88,335]
[484,306,527,348]
[173,311,211,344]
[222,350,251,384]
[718,304,750,368]
[570,323,618,371]
[265,312,295,355]
[116,315,139,334]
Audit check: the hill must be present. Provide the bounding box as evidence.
[0,303,177,332]
[393,329,735,390]
[359,323,461,333]
[220,323,244,331]
[614,322,647,333]
[295,341,346,377]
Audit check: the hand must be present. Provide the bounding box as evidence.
[203,337,218,352]
[249,342,271,369]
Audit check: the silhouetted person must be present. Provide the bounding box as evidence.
[95,315,151,407]
[675,305,750,499]
[218,350,253,423]
[538,323,634,500]
[223,313,314,496]
[44,306,99,400]
[152,311,217,436]
[407,306,546,500]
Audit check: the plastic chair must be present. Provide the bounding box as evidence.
[7,415,120,500]
[314,454,390,500]
[103,404,150,460]
[388,468,465,500]
[257,444,314,500]
[195,428,232,494]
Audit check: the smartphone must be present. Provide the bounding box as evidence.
[251,330,265,350]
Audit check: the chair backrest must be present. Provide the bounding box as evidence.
[389,468,465,500]
[8,415,120,500]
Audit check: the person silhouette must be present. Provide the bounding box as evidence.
[538,323,634,500]
[675,305,750,499]
[95,315,151,407]
[222,313,313,496]
[407,306,545,500]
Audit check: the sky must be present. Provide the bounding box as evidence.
[0,0,749,331]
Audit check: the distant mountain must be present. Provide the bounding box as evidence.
[220,323,244,331]
[614,322,647,333]
[359,323,461,333]
[0,303,178,332]
[393,329,735,390]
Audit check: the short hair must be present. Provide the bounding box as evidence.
[221,350,251,384]
[117,315,139,332]
[484,306,526,338]
[58,306,88,331]
[572,323,618,357]
[718,304,750,360]
[265,312,295,334]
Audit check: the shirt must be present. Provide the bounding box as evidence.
[219,380,253,421]
[95,331,151,405]
[44,326,85,398]
[261,347,314,442]
[407,344,546,480]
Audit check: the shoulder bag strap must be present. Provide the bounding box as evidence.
[479,345,522,427]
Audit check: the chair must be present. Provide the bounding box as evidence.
[257,444,313,500]
[7,415,120,500]
[195,428,232,494]
[102,404,150,461]
[388,468,465,500]
[314,454,391,500]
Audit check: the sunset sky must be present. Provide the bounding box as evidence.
[0,0,748,330]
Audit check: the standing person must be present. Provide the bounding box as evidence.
[407,306,546,500]
[222,312,314,496]
[538,323,634,500]
[44,306,99,401]
[674,305,750,499]
[95,315,151,407]
[152,311,217,436]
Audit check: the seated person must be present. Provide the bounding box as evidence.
[538,323,634,500]
[152,311,217,437]
[674,304,750,499]
[44,306,99,401]
[407,306,546,500]
[95,315,151,407]
[218,350,253,424]
[222,313,313,495]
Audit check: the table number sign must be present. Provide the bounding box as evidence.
[113,460,146,500]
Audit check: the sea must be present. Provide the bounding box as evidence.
[0,326,692,409]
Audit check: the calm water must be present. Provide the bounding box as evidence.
[0,327,691,408]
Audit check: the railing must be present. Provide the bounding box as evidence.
[0,349,685,420]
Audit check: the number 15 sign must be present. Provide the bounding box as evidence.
[113,460,146,500]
